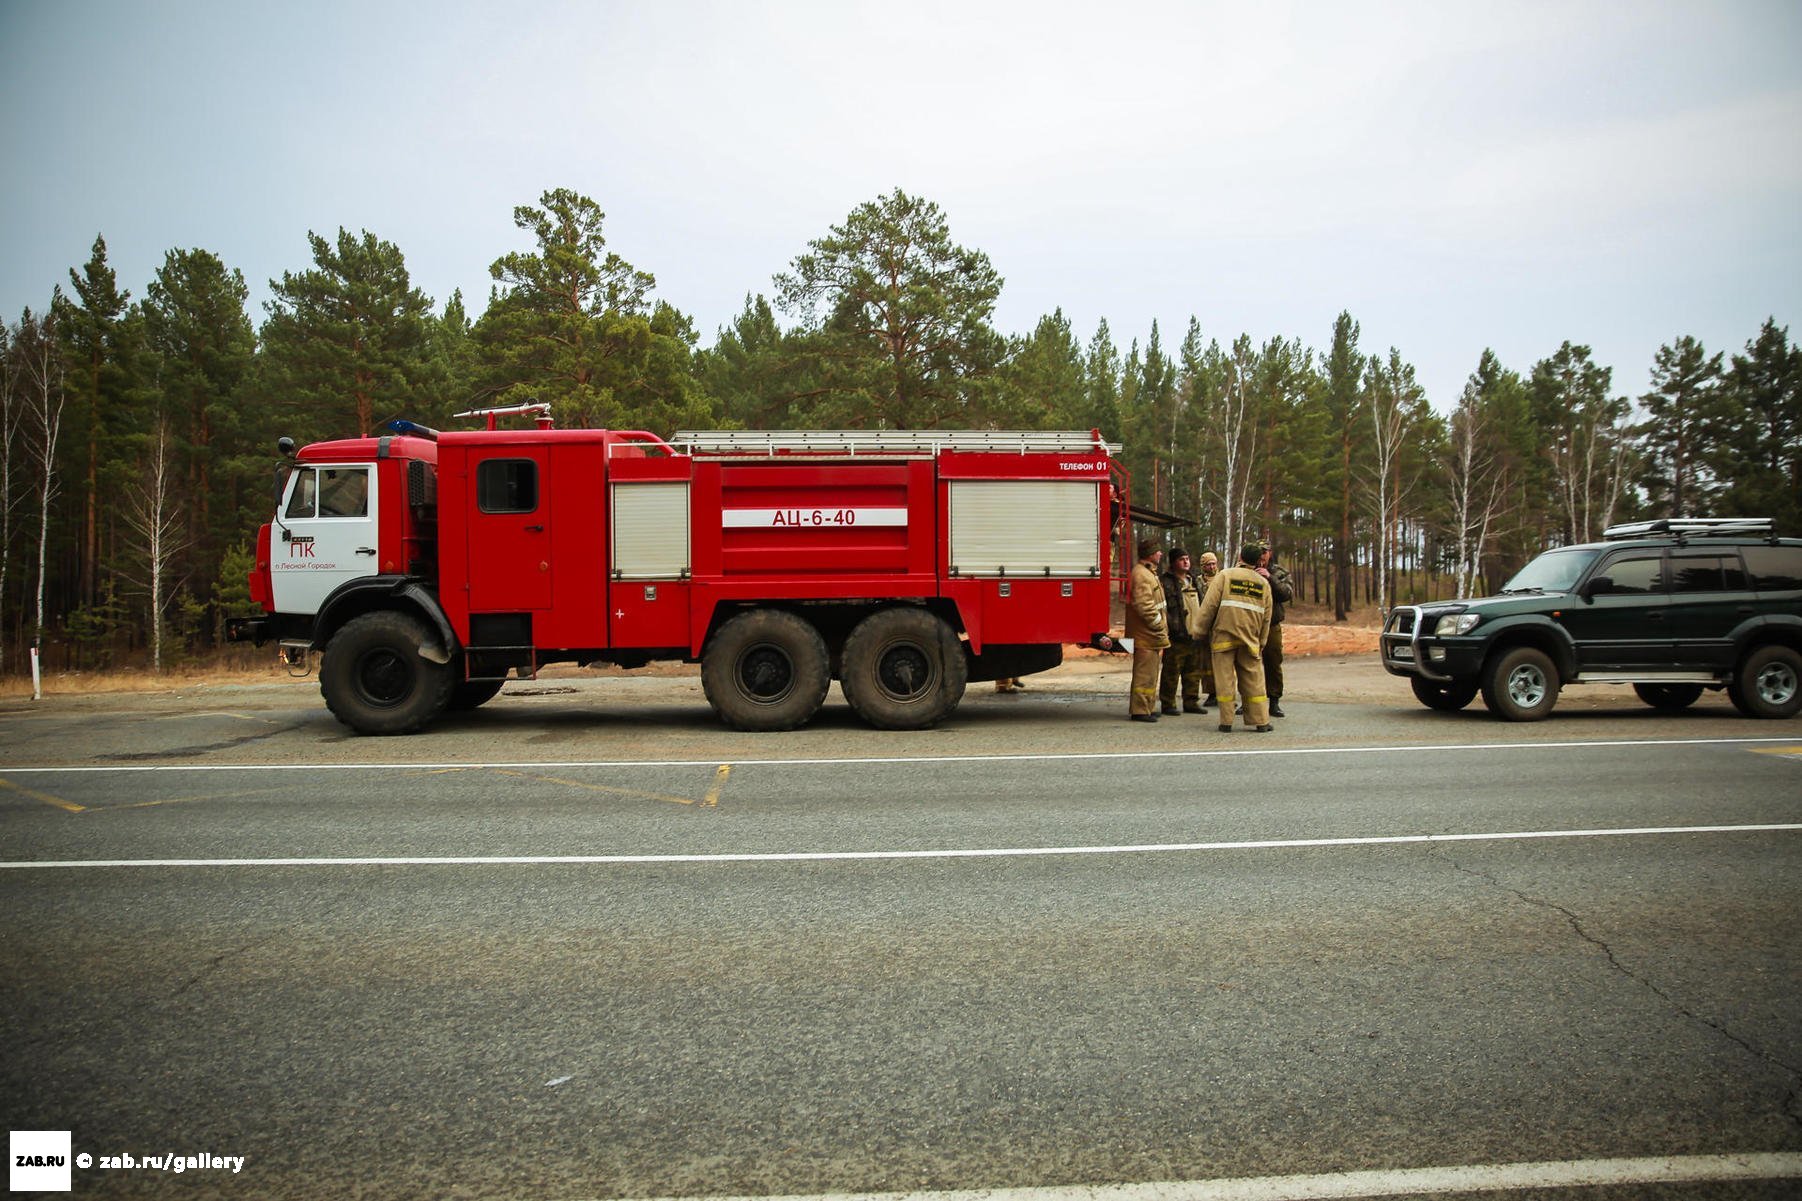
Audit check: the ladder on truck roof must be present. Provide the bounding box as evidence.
[673,429,1122,457]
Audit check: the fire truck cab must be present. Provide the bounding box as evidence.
[230,413,1130,735]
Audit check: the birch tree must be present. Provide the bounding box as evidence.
[1530,343,1634,544]
[0,322,20,672]
[16,307,65,682]
[1212,335,1262,555]
[1363,349,1429,610]
[121,419,188,671]
[1442,354,1511,597]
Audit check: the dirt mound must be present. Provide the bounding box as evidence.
[1284,624,1381,656]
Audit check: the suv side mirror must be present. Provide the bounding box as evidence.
[1582,575,1613,599]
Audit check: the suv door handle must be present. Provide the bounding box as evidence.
[525,524,545,533]
[356,547,377,556]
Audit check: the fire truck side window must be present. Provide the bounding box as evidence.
[318,468,369,517]
[285,469,317,519]
[477,459,538,514]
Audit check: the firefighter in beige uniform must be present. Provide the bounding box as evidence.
[1195,542,1274,732]
[1125,538,1169,721]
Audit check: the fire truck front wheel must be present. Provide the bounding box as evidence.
[702,609,832,731]
[320,611,454,735]
[840,608,968,730]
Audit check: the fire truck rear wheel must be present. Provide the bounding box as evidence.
[702,609,832,731]
[840,608,968,730]
[320,611,454,735]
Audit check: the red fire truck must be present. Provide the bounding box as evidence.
[228,407,1132,734]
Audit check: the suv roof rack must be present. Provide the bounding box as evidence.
[1602,517,1775,542]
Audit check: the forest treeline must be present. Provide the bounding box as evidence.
[2,186,1798,672]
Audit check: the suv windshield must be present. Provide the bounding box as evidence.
[1499,547,1600,594]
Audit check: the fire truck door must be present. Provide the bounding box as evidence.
[270,464,379,615]
[467,450,553,611]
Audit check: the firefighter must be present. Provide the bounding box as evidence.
[1196,542,1273,732]
[1125,538,1169,722]
[1158,548,1207,715]
[1257,540,1294,718]
[1196,551,1220,706]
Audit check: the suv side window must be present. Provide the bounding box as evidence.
[1600,553,1664,594]
[1669,554,1747,593]
[1744,545,1802,591]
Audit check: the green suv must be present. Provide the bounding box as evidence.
[1382,519,1802,721]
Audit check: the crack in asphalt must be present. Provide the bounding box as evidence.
[1438,850,1802,1136]
[100,721,302,761]
[171,929,287,999]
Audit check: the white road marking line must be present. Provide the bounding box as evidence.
[623,1153,1802,1201]
[2,823,1796,871]
[0,734,1796,775]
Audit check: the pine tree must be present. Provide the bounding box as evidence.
[1636,335,1725,519]
[475,188,714,432]
[141,248,256,640]
[52,236,133,613]
[260,228,433,439]
[774,189,1005,429]
[996,309,1087,430]
[1711,319,1801,529]
[1321,312,1365,620]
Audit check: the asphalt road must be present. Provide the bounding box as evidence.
[2,672,1799,1199]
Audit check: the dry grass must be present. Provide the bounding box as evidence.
[0,652,296,697]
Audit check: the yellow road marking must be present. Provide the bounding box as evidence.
[1748,745,1802,756]
[703,764,731,808]
[0,777,86,812]
[493,769,698,807]
[80,787,288,813]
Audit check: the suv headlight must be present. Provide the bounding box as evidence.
[1434,612,1480,636]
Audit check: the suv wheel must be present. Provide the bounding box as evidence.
[1729,645,1802,719]
[1411,677,1480,712]
[1633,683,1704,712]
[1482,646,1560,721]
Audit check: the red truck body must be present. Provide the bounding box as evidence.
[233,419,1129,734]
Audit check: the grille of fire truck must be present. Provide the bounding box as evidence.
[672,429,1121,457]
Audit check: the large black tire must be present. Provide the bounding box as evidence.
[1633,683,1704,712]
[448,679,506,711]
[1729,645,1802,719]
[1481,645,1560,722]
[1411,676,1480,712]
[701,609,831,731]
[840,607,969,730]
[320,611,453,735]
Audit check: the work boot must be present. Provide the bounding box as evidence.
[1131,713,1159,723]
[1269,703,1286,718]
[1254,724,1274,733]
[1161,704,1180,716]
[1217,723,1234,733]
[1183,702,1207,715]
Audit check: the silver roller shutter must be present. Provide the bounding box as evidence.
[611,482,690,580]
[949,480,1099,577]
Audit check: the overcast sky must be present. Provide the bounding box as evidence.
[2,0,1798,411]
